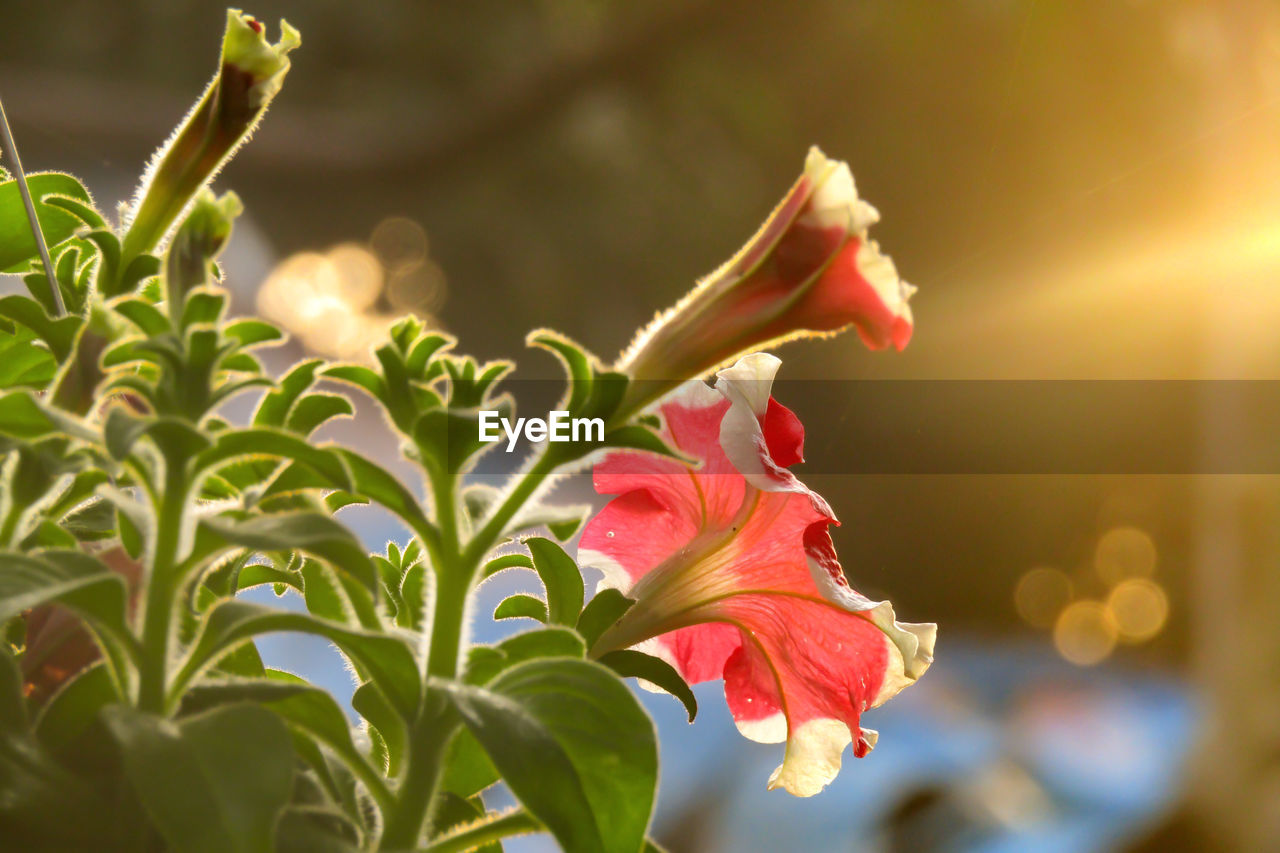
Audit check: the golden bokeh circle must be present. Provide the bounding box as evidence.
[1107,578,1169,642]
[1053,600,1117,666]
[1014,566,1073,628]
[1094,526,1157,585]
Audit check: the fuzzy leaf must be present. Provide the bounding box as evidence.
[526,537,584,626]
[0,173,95,272]
[493,594,547,624]
[574,589,636,650]
[438,658,657,853]
[103,703,294,853]
[598,649,697,722]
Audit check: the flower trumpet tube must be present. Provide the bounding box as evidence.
[616,148,915,417]
[580,353,935,796]
[120,10,298,266]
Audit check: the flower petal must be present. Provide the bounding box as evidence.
[580,354,934,796]
[718,591,908,796]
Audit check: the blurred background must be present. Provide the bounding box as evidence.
[6,0,1280,849]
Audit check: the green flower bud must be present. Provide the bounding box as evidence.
[164,189,243,317]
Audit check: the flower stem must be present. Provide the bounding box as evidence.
[136,461,187,714]
[461,450,559,568]
[381,449,561,849]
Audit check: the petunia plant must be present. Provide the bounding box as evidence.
[0,10,932,853]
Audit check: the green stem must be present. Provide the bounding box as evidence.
[380,462,467,850]
[420,809,542,853]
[461,450,559,568]
[381,448,563,850]
[136,460,187,714]
[380,697,458,850]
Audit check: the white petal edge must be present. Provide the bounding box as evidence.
[579,548,633,595]
[806,554,936,708]
[767,717,853,797]
[800,146,881,233]
[715,353,796,492]
[734,710,787,744]
[856,238,916,325]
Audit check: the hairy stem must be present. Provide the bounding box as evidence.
[383,449,561,848]
[136,459,187,714]
[461,450,559,568]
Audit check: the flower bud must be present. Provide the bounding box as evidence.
[120,10,298,266]
[164,189,243,315]
[617,148,914,415]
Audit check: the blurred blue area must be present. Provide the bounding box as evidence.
[243,507,1198,853]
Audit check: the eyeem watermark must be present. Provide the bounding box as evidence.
[479,410,604,452]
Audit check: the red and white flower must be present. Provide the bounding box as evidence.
[581,353,934,796]
[616,148,915,417]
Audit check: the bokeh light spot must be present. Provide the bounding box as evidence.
[1094,526,1157,585]
[327,243,384,311]
[1107,578,1169,642]
[1053,600,1117,666]
[1014,566,1073,628]
[370,216,429,274]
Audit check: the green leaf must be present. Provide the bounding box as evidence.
[112,253,162,298]
[482,552,533,579]
[429,793,502,853]
[181,671,392,813]
[253,358,322,427]
[286,393,353,436]
[197,428,353,491]
[398,560,431,630]
[225,319,285,348]
[179,600,420,717]
[180,288,227,328]
[439,658,657,853]
[201,512,378,591]
[0,550,129,644]
[234,562,303,593]
[405,331,452,377]
[275,807,362,853]
[598,649,697,722]
[526,537,584,626]
[0,294,83,361]
[0,390,98,443]
[530,330,594,414]
[493,594,547,624]
[0,173,95,272]
[441,728,498,799]
[0,323,56,390]
[575,589,635,649]
[321,364,386,401]
[103,703,295,853]
[33,663,117,752]
[352,680,406,777]
[334,448,431,531]
[219,351,262,373]
[43,193,106,229]
[0,720,116,849]
[466,626,586,686]
[113,296,171,336]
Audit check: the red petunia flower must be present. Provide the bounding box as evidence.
[580,353,934,796]
[616,148,915,417]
